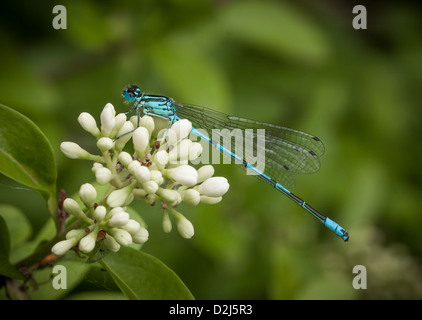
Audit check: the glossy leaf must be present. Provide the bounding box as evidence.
[0,104,57,216]
[0,204,33,264]
[0,205,32,249]
[101,247,194,300]
[28,258,92,300]
[0,215,24,279]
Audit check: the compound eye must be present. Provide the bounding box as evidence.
[122,85,141,101]
[129,85,141,97]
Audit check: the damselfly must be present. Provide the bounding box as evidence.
[121,85,349,241]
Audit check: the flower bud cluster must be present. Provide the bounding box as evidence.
[52,183,148,256]
[55,103,230,256]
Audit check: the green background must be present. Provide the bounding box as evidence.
[1,0,422,299]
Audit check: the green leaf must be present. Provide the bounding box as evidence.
[0,215,11,258]
[28,257,92,300]
[0,204,33,263]
[86,241,111,264]
[0,205,32,249]
[0,104,57,216]
[0,215,24,279]
[100,247,195,300]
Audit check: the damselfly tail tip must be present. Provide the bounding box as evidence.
[342,230,350,242]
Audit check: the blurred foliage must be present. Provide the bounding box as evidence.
[1,0,422,299]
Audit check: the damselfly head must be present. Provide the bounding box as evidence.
[122,85,142,102]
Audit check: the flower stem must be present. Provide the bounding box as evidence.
[104,152,122,188]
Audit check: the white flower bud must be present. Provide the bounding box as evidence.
[127,160,141,174]
[52,239,76,256]
[189,142,203,161]
[78,112,100,137]
[162,211,172,233]
[133,188,147,199]
[79,183,97,208]
[115,121,134,150]
[197,177,230,197]
[108,206,124,216]
[167,165,198,187]
[100,103,116,136]
[145,193,156,205]
[104,234,120,252]
[63,198,81,215]
[112,113,127,136]
[129,115,138,129]
[122,192,134,206]
[97,137,114,153]
[118,152,133,167]
[154,150,169,169]
[60,142,90,159]
[133,127,150,154]
[106,185,134,207]
[95,167,112,185]
[158,128,177,145]
[134,166,151,183]
[121,219,141,235]
[92,162,103,173]
[169,139,191,162]
[156,188,181,206]
[182,189,200,206]
[109,210,130,227]
[199,195,222,204]
[171,119,192,141]
[63,198,92,223]
[143,180,158,194]
[65,228,86,241]
[109,228,132,246]
[132,227,149,244]
[92,205,107,221]
[197,165,215,183]
[139,115,155,134]
[176,215,194,239]
[149,170,163,185]
[79,230,97,253]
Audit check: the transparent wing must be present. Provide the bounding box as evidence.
[174,102,325,188]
